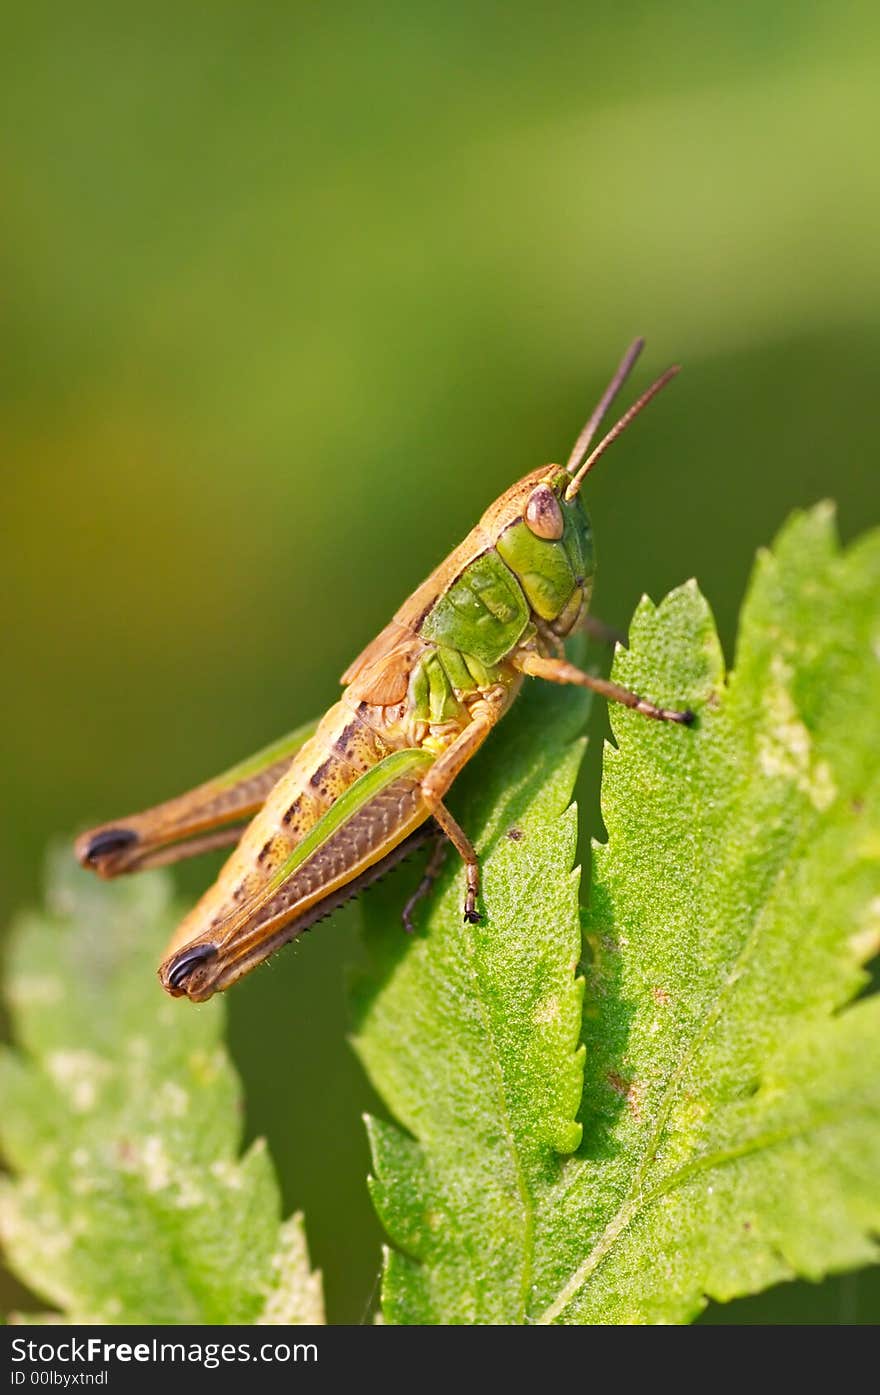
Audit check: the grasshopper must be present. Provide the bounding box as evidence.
[76,339,693,1002]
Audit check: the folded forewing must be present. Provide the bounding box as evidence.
[159,746,436,999]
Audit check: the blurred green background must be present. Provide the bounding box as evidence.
[2,1,879,1323]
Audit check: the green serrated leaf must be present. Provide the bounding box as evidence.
[354,505,880,1324]
[352,674,591,1323]
[0,853,324,1325]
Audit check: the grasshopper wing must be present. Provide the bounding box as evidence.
[159,747,436,1000]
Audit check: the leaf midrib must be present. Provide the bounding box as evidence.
[462,907,535,1323]
[536,1098,862,1324]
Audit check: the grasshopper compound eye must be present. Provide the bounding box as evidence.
[524,484,564,540]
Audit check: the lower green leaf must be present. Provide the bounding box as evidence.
[0,854,323,1325]
[352,676,590,1322]
[355,505,880,1324]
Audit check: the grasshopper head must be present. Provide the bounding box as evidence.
[486,465,595,638]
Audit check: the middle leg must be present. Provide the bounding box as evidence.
[420,705,499,922]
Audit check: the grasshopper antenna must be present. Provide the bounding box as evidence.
[564,337,645,478]
[564,348,680,501]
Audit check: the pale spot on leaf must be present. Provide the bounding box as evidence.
[158,1081,189,1118]
[139,1135,172,1192]
[9,975,63,1007]
[210,1159,244,1190]
[849,896,880,963]
[533,995,561,1025]
[46,1050,112,1113]
[757,655,836,810]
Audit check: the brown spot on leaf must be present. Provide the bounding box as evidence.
[607,1071,644,1120]
[652,986,670,1006]
[506,827,524,842]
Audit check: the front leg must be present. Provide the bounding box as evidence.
[515,652,694,725]
[420,705,499,922]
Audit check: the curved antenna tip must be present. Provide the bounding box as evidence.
[564,360,681,501]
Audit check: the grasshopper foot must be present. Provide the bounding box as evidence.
[77,827,139,876]
[463,868,482,924]
[164,943,217,995]
[632,696,696,724]
[463,885,482,924]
